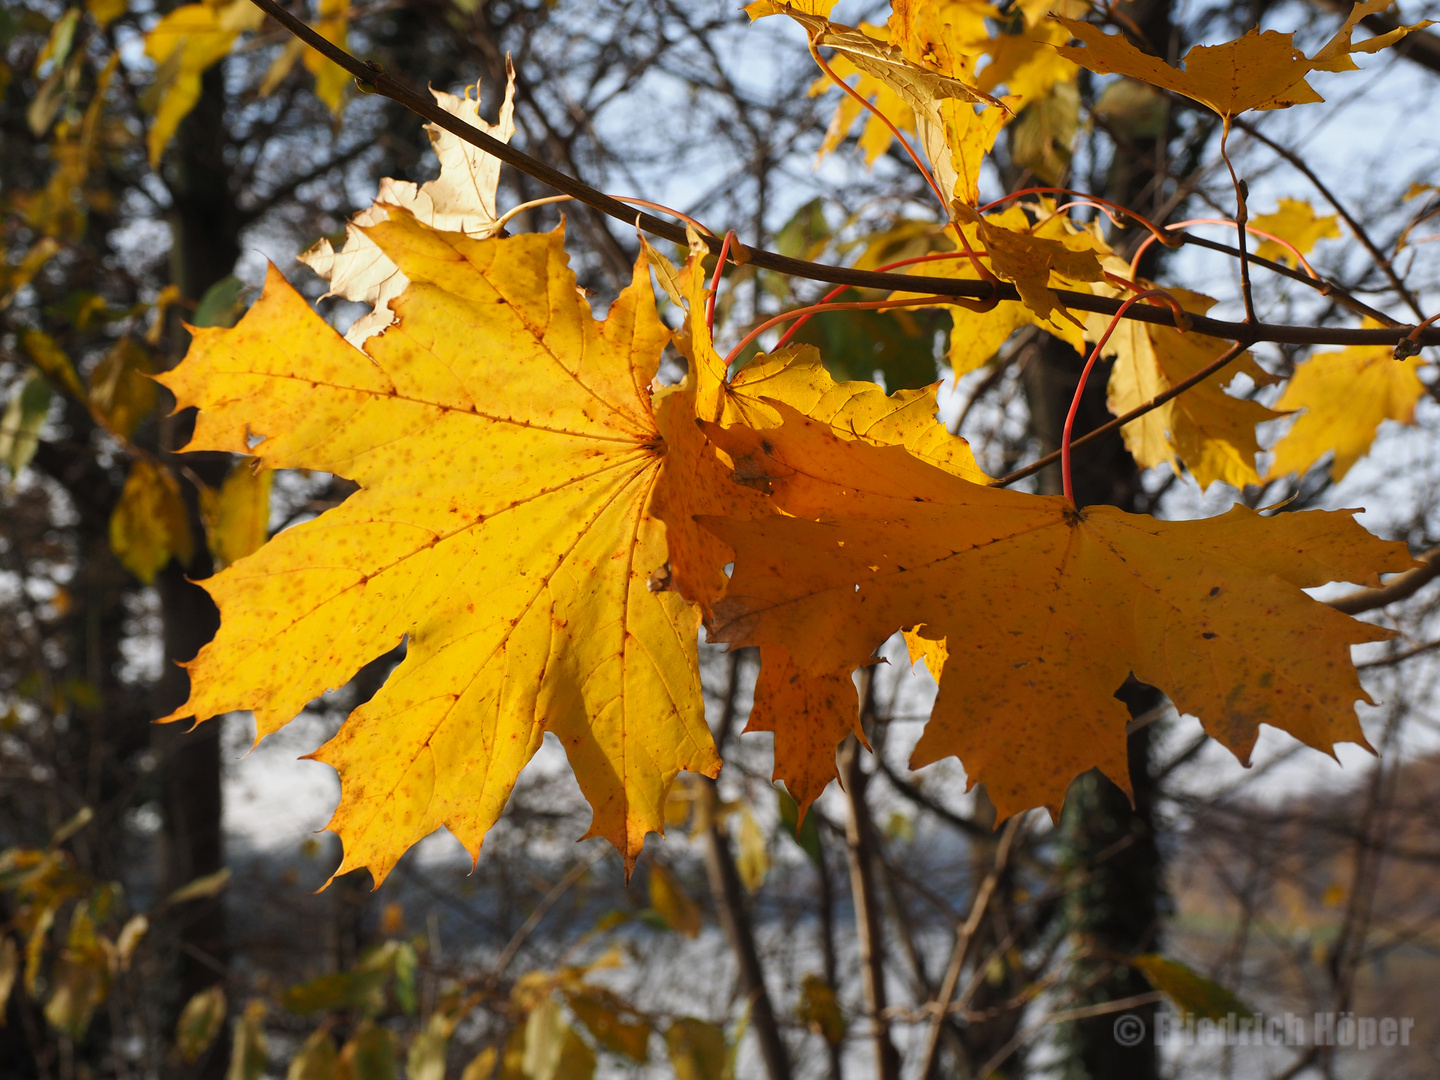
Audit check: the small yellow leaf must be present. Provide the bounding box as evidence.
[745,0,836,19]
[796,974,845,1044]
[664,1018,726,1080]
[176,985,227,1063]
[0,938,18,1021]
[459,1047,497,1080]
[88,336,156,439]
[1250,198,1341,267]
[201,460,273,570]
[110,459,194,584]
[115,915,147,969]
[736,806,769,893]
[87,0,128,29]
[565,987,652,1062]
[648,862,702,939]
[287,1029,338,1080]
[1096,287,1282,489]
[335,1018,393,1080]
[301,0,350,116]
[1266,340,1426,482]
[22,329,86,400]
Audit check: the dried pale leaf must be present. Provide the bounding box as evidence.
[176,985,227,1063]
[115,915,147,969]
[1250,198,1341,267]
[164,866,230,906]
[702,399,1413,820]
[110,460,194,584]
[301,62,517,345]
[648,862,702,938]
[43,956,106,1039]
[159,216,718,881]
[1266,341,1426,482]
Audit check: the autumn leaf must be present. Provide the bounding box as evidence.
[1054,3,1431,121]
[301,61,517,345]
[158,213,721,881]
[301,0,350,116]
[1250,198,1341,268]
[200,460,273,570]
[143,0,263,166]
[700,400,1412,820]
[110,459,194,584]
[1266,339,1427,482]
[1092,286,1282,489]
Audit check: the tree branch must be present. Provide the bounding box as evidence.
[242,0,1440,350]
[1327,545,1440,614]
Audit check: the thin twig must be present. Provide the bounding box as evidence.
[1327,545,1440,615]
[916,816,1022,1079]
[989,341,1248,488]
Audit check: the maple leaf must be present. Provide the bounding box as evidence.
[699,401,1413,820]
[1091,286,1283,489]
[1266,339,1428,482]
[158,211,722,881]
[1054,2,1432,121]
[1250,198,1341,268]
[300,62,516,345]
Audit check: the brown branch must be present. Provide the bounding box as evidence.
[988,341,1248,488]
[1232,116,1427,321]
[838,673,902,1080]
[242,0,1440,350]
[916,816,1021,1080]
[700,654,793,1080]
[1327,545,1440,614]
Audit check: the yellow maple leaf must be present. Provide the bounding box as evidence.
[701,402,1411,820]
[1250,198,1341,268]
[1266,340,1428,482]
[157,212,722,881]
[1093,287,1282,489]
[1054,3,1431,121]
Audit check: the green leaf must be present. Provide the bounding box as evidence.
[338,1019,396,1080]
[286,1029,338,1080]
[192,276,248,329]
[281,968,387,1016]
[777,789,822,864]
[1131,954,1253,1020]
[785,289,946,391]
